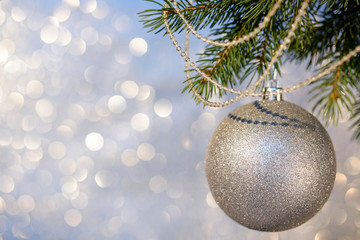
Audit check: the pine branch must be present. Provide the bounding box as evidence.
[351,96,360,140]
[309,64,356,126]
[180,0,292,103]
[139,0,360,139]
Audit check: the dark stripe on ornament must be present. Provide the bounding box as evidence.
[252,101,316,130]
[227,114,314,130]
[227,102,317,130]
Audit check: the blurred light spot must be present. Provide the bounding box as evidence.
[166,182,184,199]
[64,209,82,227]
[53,4,71,22]
[64,0,80,8]
[68,104,86,120]
[80,0,97,13]
[334,172,347,191]
[315,230,333,240]
[95,96,111,117]
[0,45,9,63]
[330,207,347,226]
[120,80,138,99]
[17,195,35,213]
[355,214,360,228]
[114,49,132,65]
[25,148,43,162]
[11,7,27,22]
[0,129,13,146]
[6,113,22,130]
[69,38,86,56]
[92,1,109,19]
[56,124,74,139]
[0,176,15,193]
[81,27,98,45]
[4,59,26,76]
[22,115,39,132]
[12,224,32,238]
[8,92,24,110]
[206,192,218,208]
[12,135,25,150]
[85,132,104,151]
[166,205,181,221]
[131,113,149,131]
[268,233,280,240]
[121,149,139,167]
[182,138,191,150]
[48,141,67,159]
[87,111,102,124]
[150,154,167,171]
[129,38,147,56]
[0,9,5,25]
[137,85,153,101]
[59,158,77,175]
[0,197,5,213]
[137,143,155,161]
[154,99,172,117]
[200,112,216,129]
[344,156,360,175]
[57,27,72,46]
[23,133,41,150]
[5,14,19,34]
[149,175,167,193]
[95,170,114,188]
[41,24,59,44]
[84,65,96,82]
[349,178,360,189]
[0,44,9,63]
[71,192,88,209]
[29,50,45,69]
[108,95,126,114]
[345,188,360,210]
[103,216,122,237]
[112,15,130,32]
[87,110,102,123]
[74,168,88,182]
[99,34,112,48]
[61,177,78,194]
[77,156,94,170]
[26,80,44,98]
[5,196,20,216]
[35,99,55,119]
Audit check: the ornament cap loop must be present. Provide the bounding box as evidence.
[263,87,283,101]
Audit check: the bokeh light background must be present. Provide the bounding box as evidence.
[0,0,359,239]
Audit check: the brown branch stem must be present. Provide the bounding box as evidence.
[165,5,215,15]
[330,66,341,102]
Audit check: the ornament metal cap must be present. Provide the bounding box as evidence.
[263,66,282,101]
[263,87,283,101]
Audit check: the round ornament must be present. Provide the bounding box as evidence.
[205,99,336,232]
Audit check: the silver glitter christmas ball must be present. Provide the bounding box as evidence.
[205,100,336,232]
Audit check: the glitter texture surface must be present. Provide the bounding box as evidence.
[205,100,336,231]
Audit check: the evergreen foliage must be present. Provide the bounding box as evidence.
[139,0,360,139]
